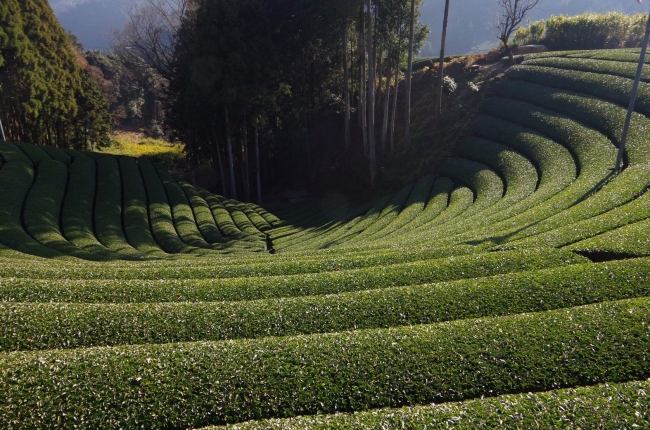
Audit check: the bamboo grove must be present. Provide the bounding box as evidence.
[0,0,111,149]
[166,0,429,198]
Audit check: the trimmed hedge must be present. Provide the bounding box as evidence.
[1,297,649,427]
[469,115,576,211]
[155,165,212,249]
[61,155,114,257]
[3,257,650,351]
[177,179,227,244]
[361,174,435,241]
[238,202,272,232]
[0,143,60,257]
[491,80,650,246]
[40,145,71,164]
[219,196,264,237]
[0,248,586,303]
[138,158,190,254]
[508,64,650,118]
[282,194,393,250]
[200,189,251,240]
[0,243,477,281]
[380,177,455,238]
[439,158,504,216]
[567,216,650,257]
[526,56,650,83]
[94,157,142,256]
[225,379,650,429]
[117,157,163,254]
[12,142,51,165]
[342,184,414,244]
[23,160,91,258]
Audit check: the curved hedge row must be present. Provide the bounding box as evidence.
[2,257,649,351]
[0,249,585,304]
[224,379,650,429]
[2,297,649,428]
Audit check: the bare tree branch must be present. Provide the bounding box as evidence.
[112,0,197,79]
[495,0,540,61]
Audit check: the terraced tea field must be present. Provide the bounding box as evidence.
[1,49,650,428]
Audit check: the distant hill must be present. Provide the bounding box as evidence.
[51,0,648,54]
[50,0,135,51]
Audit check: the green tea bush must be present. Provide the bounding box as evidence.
[61,155,115,257]
[118,157,164,254]
[200,190,262,245]
[40,145,71,164]
[225,379,650,429]
[360,174,435,240]
[155,165,212,249]
[94,157,142,256]
[238,202,272,232]
[1,297,649,427]
[219,196,265,237]
[4,257,650,351]
[568,217,650,256]
[379,177,455,238]
[0,249,585,303]
[439,159,504,215]
[343,184,414,244]
[0,143,60,257]
[138,158,190,253]
[12,142,51,165]
[451,138,538,223]
[23,160,88,258]
[178,179,227,244]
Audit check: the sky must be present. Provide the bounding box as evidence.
[50,0,650,55]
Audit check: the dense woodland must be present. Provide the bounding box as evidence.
[4,0,650,202]
[165,0,429,200]
[0,0,111,149]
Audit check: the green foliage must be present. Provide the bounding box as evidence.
[0,249,585,303]
[118,157,164,254]
[3,257,650,352]
[5,48,650,427]
[512,12,648,50]
[0,0,111,148]
[2,297,649,427]
[94,156,141,257]
[0,143,60,258]
[139,158,191,254]
[225,379,650,429]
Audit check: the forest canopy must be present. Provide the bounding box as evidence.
[166,0,429,199]
[0,0,111,148]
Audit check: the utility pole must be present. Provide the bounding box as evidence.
[615,11,650,173]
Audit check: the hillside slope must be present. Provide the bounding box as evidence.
[1,48,650,428]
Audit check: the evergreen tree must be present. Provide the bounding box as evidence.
[0,0,111,148]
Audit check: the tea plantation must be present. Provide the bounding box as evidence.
[1,49,650,428]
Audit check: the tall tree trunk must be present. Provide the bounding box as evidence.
[242,113,250,202]
[343,19,351,149]
[359,5,368,157]
[404,0,415,147]
[255,125,262,205]
[366,0,376,185]
[380,60,392,154]
[390,59,400,155]
[435,0,451,127]
[225,107,237,199]
[211,129,227,196]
